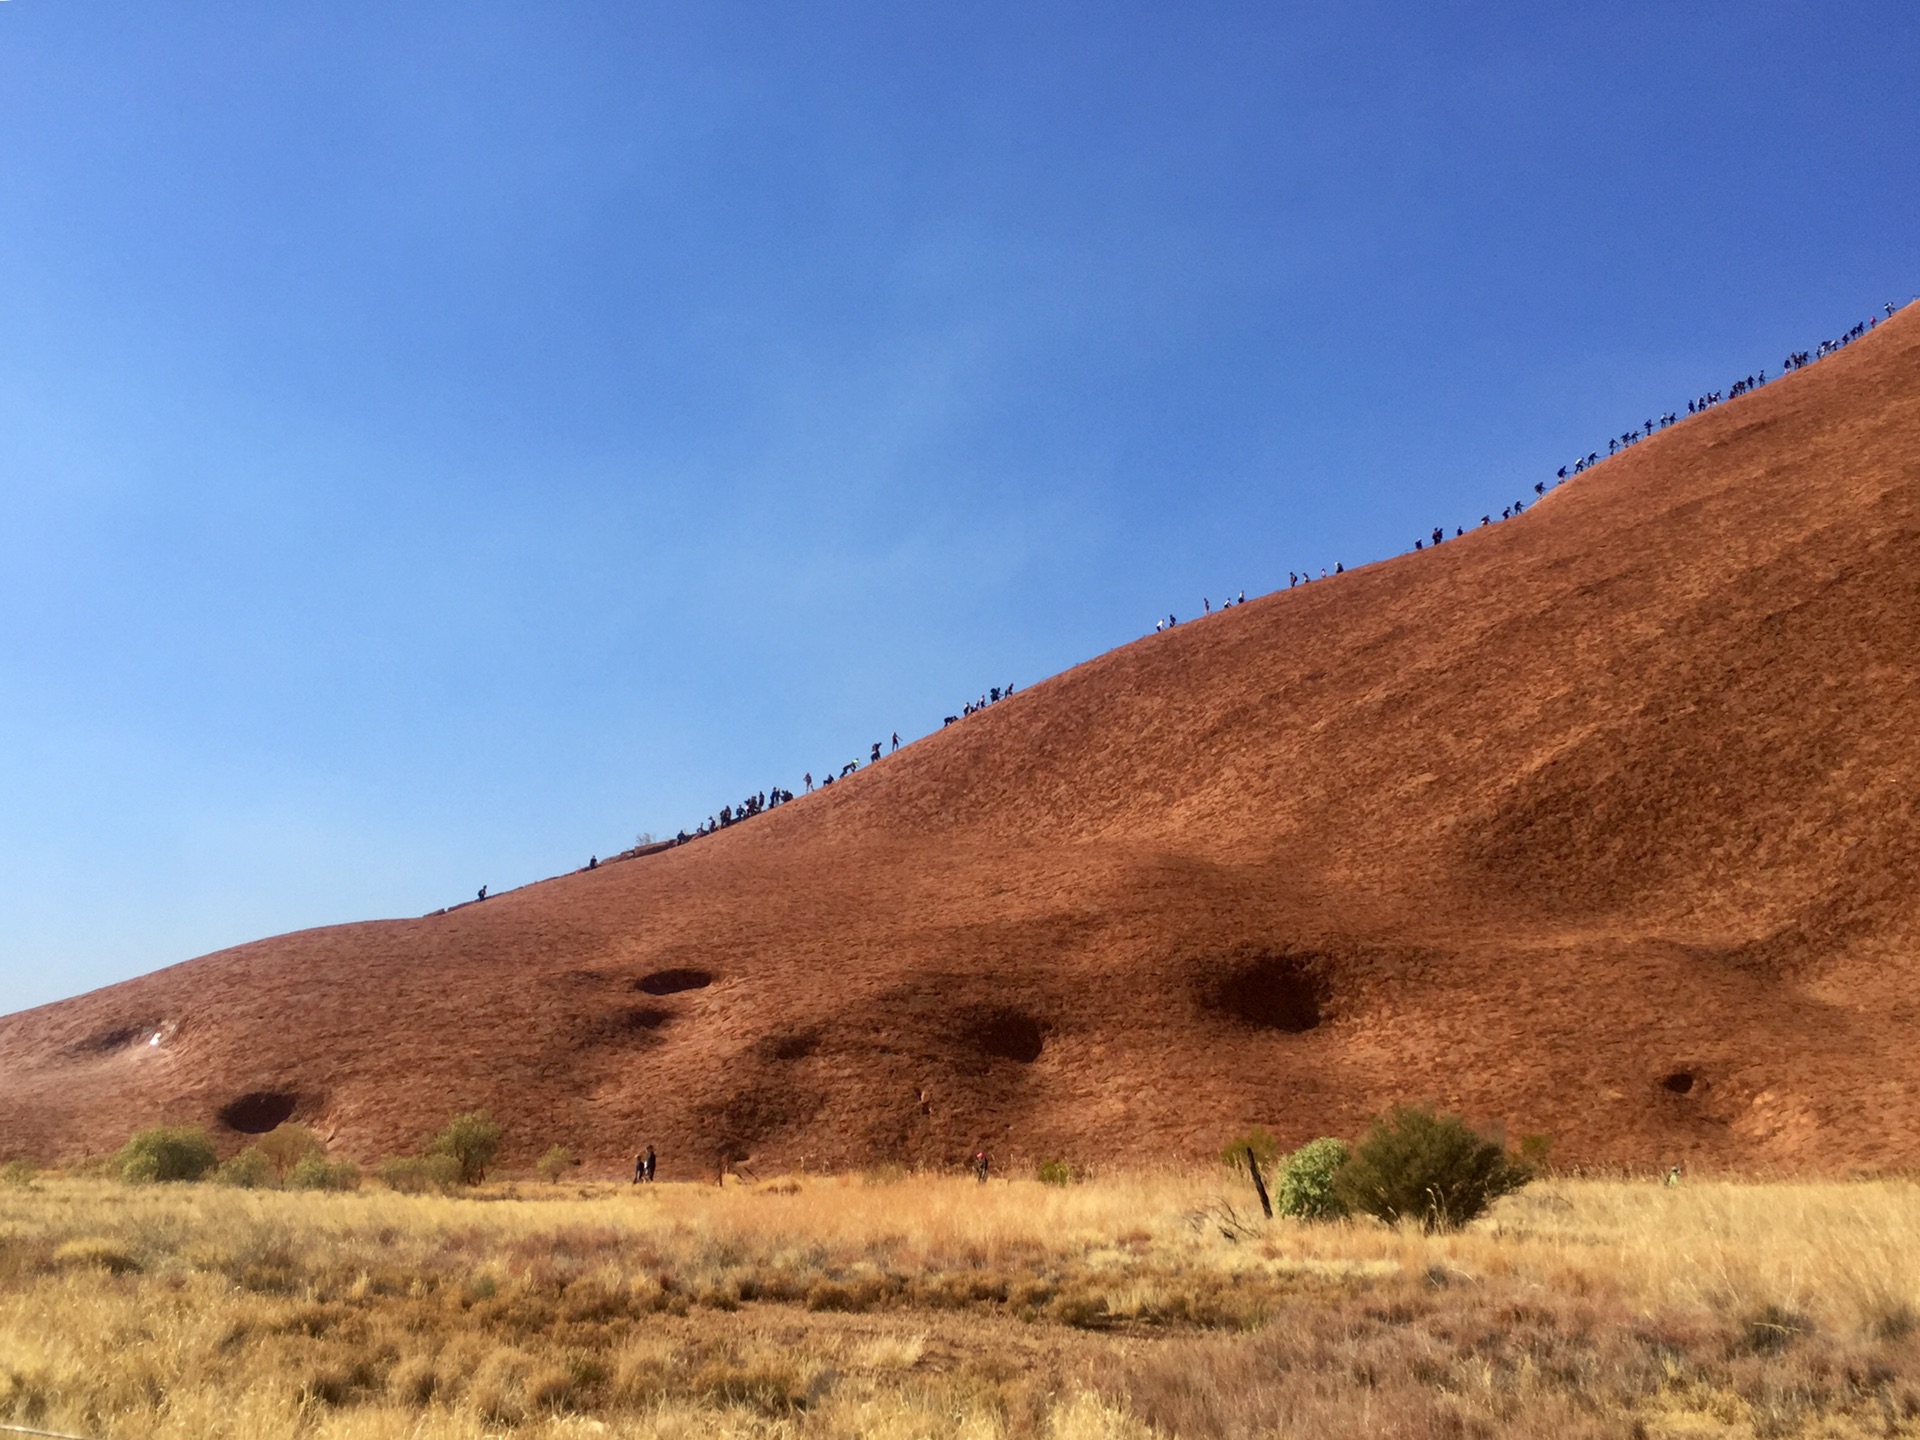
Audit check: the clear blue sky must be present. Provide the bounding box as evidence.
[3,3,1915,1014]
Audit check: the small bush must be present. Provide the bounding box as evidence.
[52,1237,141,1274]
[1333,1106,1530,1231]
[257,1123,325,1180]
[428,1111,503,1185]
[0,1159,36,1187]
[1036,1158,1077,1186]
[1275,1137,1351,1220]
[1218,1127,1281,1176]
[217,1147,275,1189]
[117,1125,219,1184]
[536,1145,578,1183]
[1518,1133,1555,1171]
[380,1154,464,1194]
[288,1154,360,1191]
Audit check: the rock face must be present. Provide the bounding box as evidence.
[7,311,1920,1178]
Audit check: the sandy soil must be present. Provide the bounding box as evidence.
[4,310,1919,1176]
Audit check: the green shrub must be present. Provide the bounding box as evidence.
[1036,1158,1076,1186]
[536,1145,578,1183]
[117,1126,219,1184]
[381,1153,464,1194]
[0,1159,36,1188]
[1333,1106,1530,1232]
[428,1111,503,1185]
[1275,1137,1351,1220]
[257,1123,325,1180]
[1218,1127,1281,1176]
[1518,1133,1555,1171]
[288,1154,360,1191]
[217,1146,275,1189]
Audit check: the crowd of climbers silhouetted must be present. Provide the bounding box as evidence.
[665,695,1017,846]
[943,685,1015,727]
[561,299,1909,875]
[1541,303,1900,502]
[1140,299,1911,630]
[502,299,1915,894]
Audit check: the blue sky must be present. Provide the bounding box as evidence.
[3,2,1915,1014]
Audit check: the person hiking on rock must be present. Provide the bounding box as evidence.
[645,1145,657,1182]
[973,1150,989,1183]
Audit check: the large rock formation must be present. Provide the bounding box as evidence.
[6,309,1919,1176]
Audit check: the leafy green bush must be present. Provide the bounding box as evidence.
[257,1123,325,1181]
[536,1145,577,1183]
[380,1153,464,1194]
[428,1111,503,1185]
[1036,1158,1076,1186]
[1333,1106,1530,1231]
[1218,1127,1281,1176]
[288,1154,360,1191]
[216,1146,275,1188]
[1275,1137,1351,1220]
[117,1126,219,1184]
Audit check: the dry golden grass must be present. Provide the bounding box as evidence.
[2,1170,1918,1438]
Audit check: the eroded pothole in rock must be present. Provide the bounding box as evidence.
[218,1091,299,1134]
[962,1007,1047,1064]
[636,968,713,996]
[615,1006,672,1033]
[765,1030,820,1061]
[1200,952,1329,1033]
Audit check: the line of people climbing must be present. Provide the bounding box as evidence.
[1139,296,1910,639]
[669,689,1007,846]
[1552,300,1905,489]
[942,684,1016,727]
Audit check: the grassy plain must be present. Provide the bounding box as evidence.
[2,1169,1919,1439]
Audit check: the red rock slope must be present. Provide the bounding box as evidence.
[6,309,1920,1177]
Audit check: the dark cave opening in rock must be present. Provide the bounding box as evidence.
[218,1091,298,1134]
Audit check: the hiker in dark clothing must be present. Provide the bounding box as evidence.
[633,1152,645,1184]
[871,742,881,764]
[645,1146,656,1182]
[973,1151,989,1183]
[477,886,487,901]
